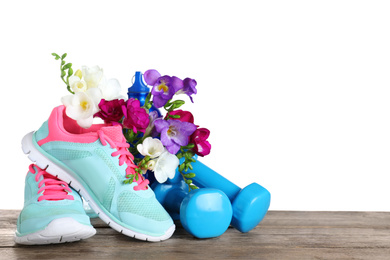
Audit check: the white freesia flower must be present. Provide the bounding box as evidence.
[98,78,124,101]
[137,137,165,159]
[82,65,103,89]
[69,75,87,93]
[153,150,179,183]
[61,88,102,128]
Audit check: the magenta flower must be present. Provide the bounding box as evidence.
[190,128,211,157]
[94,99,126,124]
[122,98,150,133]
[154,119,197,154]
[165,110,195,124]
[144,69,183,108]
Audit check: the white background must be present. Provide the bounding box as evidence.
[1,1,389,211]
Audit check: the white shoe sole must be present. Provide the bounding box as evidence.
[14,217,96,245]
[22,131,175,242]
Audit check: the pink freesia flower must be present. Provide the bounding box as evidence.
[122,98,150,133]
[166,110,194,124]
[94,99,126,124]
[190,128,211,157]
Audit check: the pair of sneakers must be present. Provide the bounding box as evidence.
[15,105,175,245]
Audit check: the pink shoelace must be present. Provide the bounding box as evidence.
[29,164,74,202]
[97,130,149,191]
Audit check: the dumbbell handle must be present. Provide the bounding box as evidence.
[189,160,241,202]
[164,188,187,214]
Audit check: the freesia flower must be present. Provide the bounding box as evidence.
[176,77,197,102]
[69,75,87,93]
[137,137,165,159]
[94,99,126,124]
[166,110,194,124]
[82,65,104,89]
[122,98,150,133]
[153,150,179,183]
[61,88,102,128]
[77,65,122,100]
[144,111,161,137]
[98,78,124,101]
[154,119,197,154]
[190,128,211,157]
[144,69,183,108]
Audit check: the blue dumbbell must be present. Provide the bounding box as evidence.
[180,160,271,233]
[152,180,233,239]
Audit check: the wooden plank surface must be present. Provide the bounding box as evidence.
[1,210,389,260]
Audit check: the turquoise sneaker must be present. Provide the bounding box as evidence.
[22,105,175,242]
[15,164,96,245]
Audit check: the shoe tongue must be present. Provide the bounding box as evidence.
[100,125,124,143]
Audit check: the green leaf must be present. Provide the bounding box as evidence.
[179,163,185,172]
[144,92,152,104]
[61,60,65,66]
[68,68,73,77]
[67,85,74,94]
[61,71,66,77]
[170,114,181,119]
[51,53,60,60]
[61,53,67,60]
[163,100,173,110]
[124,179,133,184]
[185,179,193,184]
[171,100,185,110]
[182,143,195,150]
[189,185,199,190]
[124,174,134,184]
[184,151,193,159]
[63,63,72,69]
[183,173,196,178]
[172,100,185,105]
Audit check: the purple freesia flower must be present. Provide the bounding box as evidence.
[178,78,197,103]
[154,119,197,154]
[144,69,183,108]
[144,110,161,137]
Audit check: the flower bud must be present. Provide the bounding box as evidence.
[147,160,156,171]
[74,69,82,79]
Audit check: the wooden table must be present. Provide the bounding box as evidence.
[1,210,389,259]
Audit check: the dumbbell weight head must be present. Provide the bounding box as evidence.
[180,188,233,239]
[153,181,233,238]
[185,159,271,233]
[231,183,271,233]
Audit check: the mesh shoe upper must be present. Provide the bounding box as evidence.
[16,164,93,236]
[31,105,174,239]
